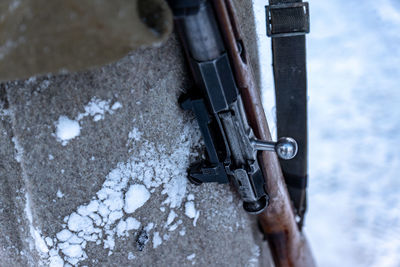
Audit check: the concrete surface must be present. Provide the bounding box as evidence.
[0,1,273,266]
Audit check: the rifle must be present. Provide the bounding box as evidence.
[167,0,315,266]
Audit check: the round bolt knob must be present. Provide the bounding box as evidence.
[275,137,298,160]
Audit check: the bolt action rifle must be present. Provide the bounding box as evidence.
[167,0,314,266]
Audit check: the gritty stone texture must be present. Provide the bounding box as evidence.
[0,1,273,266]
[0,111,35,266]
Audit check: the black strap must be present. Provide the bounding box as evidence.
[266,0,309,229]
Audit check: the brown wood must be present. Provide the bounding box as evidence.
[212,1,315,266]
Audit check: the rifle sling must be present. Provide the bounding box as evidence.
[267,0,309,228]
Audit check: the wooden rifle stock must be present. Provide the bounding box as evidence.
[212,0,315,266]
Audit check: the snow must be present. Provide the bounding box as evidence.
[56,189,64,198]
[54,97,123,145]
[76,97,117,122]
[33,229,49,254]
[49,255,64,267]
[62,244,83,258]
[68,235,84,244]
[67,213,94,233]
[247,245,260,267]
[179,228,186,236]
[128,127,142,142]
[184,201,200,226]
[103,235,115,250]
[57,229,73,242]
[116,221,127,237]
[124,184,151,214]
[184,201,196,218]
[193,211,200,227]
[24,193,33,224]
[152,232,162,248]
[24,192,49,258]
[111,102,122,110]
[45,237,54,247]
[126,217,141,231]
[11,136,23,163]
[128,252,136,260]
[55,116,80,145]
[145,222,155,232]
[187,253,196,261]
[253,0,400,266]
[165,210,177,226]
[168,223,178,232]
[32,123,200,265]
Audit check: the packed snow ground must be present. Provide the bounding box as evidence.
[253,0,400,266]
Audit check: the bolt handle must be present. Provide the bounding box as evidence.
[251,137,298,160]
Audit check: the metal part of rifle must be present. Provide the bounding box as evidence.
[168,0,298,214]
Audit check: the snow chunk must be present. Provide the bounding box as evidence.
[77,97,111,121]
[152,232,162,248]
[145,222,154,232]
[111,102,122,110]
[168,223,178,232]
[128,252,136,260]
[185,201,196,218]
[166,210,177,226]
[77,200,99,216]
[68,235,84,244]
[179,228,186,236]
[55,116,80,145]
[62,244,83,258]
[161,175,187,209]
[45,237,54,247]
[126,217,141,231]
[104,234,115,250]
[124,184,150,214]
[67,213,94,234]
[57,230,72,242]
[108,210,123,225]
[56,189,64,198]
[116,220,127,237]
[193,211,200,227]
[33,229,49,254]
[187,253,196,260]
[49,255,64,267]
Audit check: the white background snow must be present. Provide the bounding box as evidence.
[254,0,400,266]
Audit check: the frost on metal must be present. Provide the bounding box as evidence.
[30,124,201,266]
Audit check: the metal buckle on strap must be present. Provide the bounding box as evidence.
[266,2,310,38]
